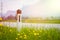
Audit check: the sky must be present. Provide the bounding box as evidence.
[0,0,60,18]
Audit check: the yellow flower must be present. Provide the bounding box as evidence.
[24,34,27,37]
[17,33,20,36]
[33,30,35,33]
[24,34,27,39]
[24,36,27,39]
[0,24,3,26]
[37,33,39,35]
[19,36,22,38]
[34,33,37,36]
[34,32,39,36]
[10,29,12,32]
[16,38,18,40]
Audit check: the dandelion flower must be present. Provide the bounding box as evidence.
[10,29,12,32]
[33,30,35,33]
[16,38,18,40]
[0,24,3,26]
[19,36,22,38]
[24,36,27,39]
[34,33,37,36]
[17,33,20,36]
[24,34,27,37]
[24,34,27,39]
[37,33,39,35]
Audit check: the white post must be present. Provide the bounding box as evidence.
[17,14,21,22]
[16,9,22,31]
[17,14,22,31]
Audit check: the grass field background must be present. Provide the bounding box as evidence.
[3,19,60,24]
[22,19,60,24]
[0,25,60,40]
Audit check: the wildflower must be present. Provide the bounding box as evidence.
[34,33,37,36]
[24,34,27,37]
[10,29,12,32]
[33,30,35,33]
[0,24,3,26]
[19,36,22,38]
[24,34,27,39]
[34,32,39,36]
[24,36,27,39]
[37,33,39,35]
[17,33,20,36]
[16,38,18,40]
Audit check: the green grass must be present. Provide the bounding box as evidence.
[22,19,60,24]
[0,26,18,40]
[0,26,60,40]
[3,19,60,24]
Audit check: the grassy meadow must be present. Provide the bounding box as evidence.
[3,19,60,24]
[22,19,60,24]
[0,25,60,40]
